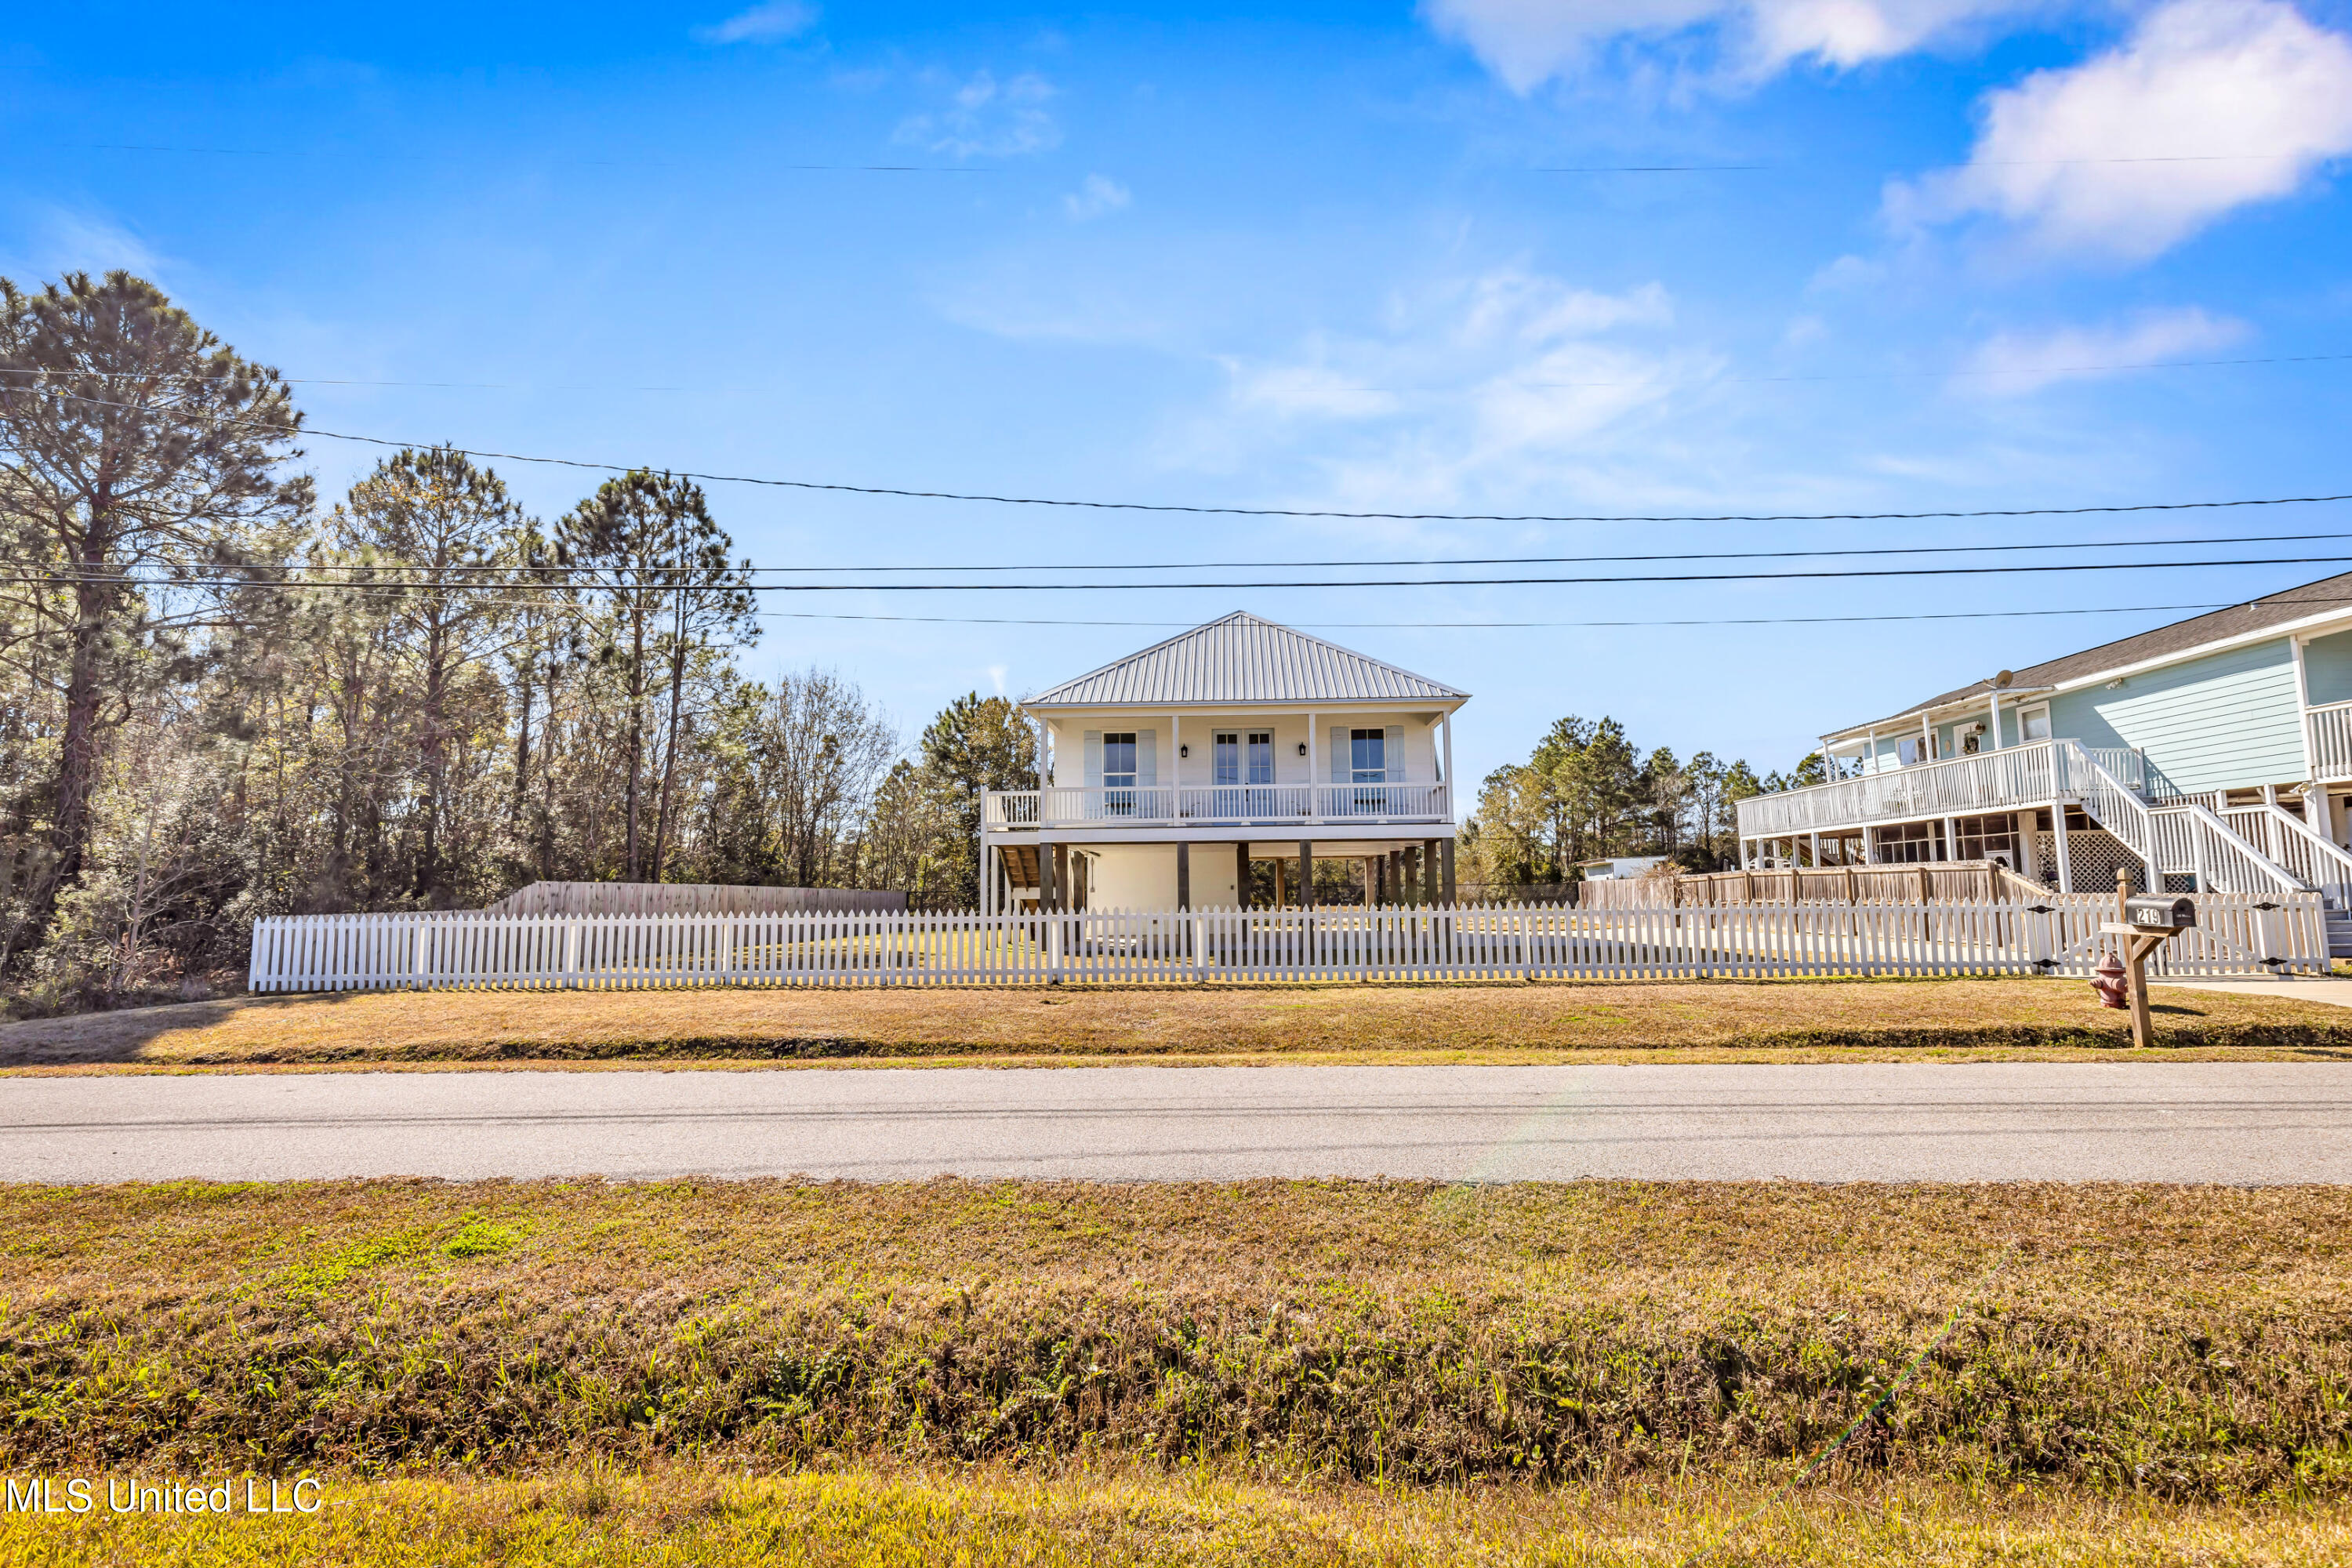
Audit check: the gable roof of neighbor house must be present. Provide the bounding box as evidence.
[1026,611,1468,709]
[1845,568,2352,735]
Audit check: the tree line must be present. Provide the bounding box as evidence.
[0,270,1814,1012]
[0,270,1032,1011]
[1456,716,1820,890]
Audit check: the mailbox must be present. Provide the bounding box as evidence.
[2123,895,2196,931]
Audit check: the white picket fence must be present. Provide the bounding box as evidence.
[246,893,2326,992]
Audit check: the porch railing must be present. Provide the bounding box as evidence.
[1735,739,2153,839]
[2309,700,2352,781]
[985,782,1450,829]
[2223,801,2352,909]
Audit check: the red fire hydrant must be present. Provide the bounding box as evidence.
[2092,952,2129,1009]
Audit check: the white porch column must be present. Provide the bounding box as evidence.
[1442,713,1455,810]
[1808,830,1820,868]
[1306,708,1318,819]
[2052,806,2073,894]
[1921,710,1934,759]
[1942,815,1958,862]
[2292,634,2318,781]
[1989,690,2002,750]
[981,839,993,916]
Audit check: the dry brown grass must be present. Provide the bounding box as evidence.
[8,1465,2350,1566]
[5,1180,2350,1497]
[5,976,2350,1069]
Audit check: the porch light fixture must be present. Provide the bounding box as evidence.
[1296,742,1308,757]
[1178,743,1189,758]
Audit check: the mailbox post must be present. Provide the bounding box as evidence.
[2098,867,2197,1048]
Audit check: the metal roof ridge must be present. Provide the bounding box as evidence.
[1023,610,1469,707]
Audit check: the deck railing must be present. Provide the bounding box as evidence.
[1734,740,2154,839]
[247,893,2324,991]
[985,782,1450,829]
[2309,700,2352,781]
[2223,802,2352,909]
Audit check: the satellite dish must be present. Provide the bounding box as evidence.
[1993,670,2015,688]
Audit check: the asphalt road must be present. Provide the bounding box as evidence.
[6,1064,2352,1183]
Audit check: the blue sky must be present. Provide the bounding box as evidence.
[5,1,2350,787]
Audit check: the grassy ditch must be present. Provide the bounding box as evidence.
[5,977,2350,1069]
[4,1180,2350,1497]
[7,1465,2350,1566]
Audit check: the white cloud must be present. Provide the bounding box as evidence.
[1063,174,1132,221]
[1807,252,1887,292]
[1895,0,2352,260]
[19,208,166,278]
[1205,269,1706,510]
[896,71,1061,158]
[694,2,818,45]
[1421,0,2043,90]
[1956,306,2252,392]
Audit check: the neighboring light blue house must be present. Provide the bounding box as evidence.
[1734,572,2352,946]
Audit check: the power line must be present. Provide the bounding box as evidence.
[575,529,2352,574]
[6,552,2347,594]
[762,598,2352,630]
[18,383,2352,525]
[16,528,2329,580]
[263,434,2352,524]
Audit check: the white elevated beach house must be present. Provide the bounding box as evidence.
[979,612,1467,913]
[1733,571,2352,950]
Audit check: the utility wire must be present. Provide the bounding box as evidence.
[130,528,2334,576]
[755,597,2352,630]
[16,383,2352,524]
[4,553,2345,594]
[14,571,2347,631]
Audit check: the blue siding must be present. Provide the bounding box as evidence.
[2045,637,2303,793]
[2303,630,2352,706]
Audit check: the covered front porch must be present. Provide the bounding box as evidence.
[982,832,1458,915]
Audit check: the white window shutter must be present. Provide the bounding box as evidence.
[1138,729,1156,786]
[1385,724,1403,781]
[1330,726,1346,783]
[1084,731,1102,786]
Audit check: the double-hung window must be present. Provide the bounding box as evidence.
[1349,728,1386,813]
[1102,731,1137,815]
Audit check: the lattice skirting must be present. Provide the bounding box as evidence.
[2025,828,2147,895]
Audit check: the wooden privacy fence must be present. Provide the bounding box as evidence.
[484,881,906,916]
[248,892,2324,991]
[1578,860,2041,909]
